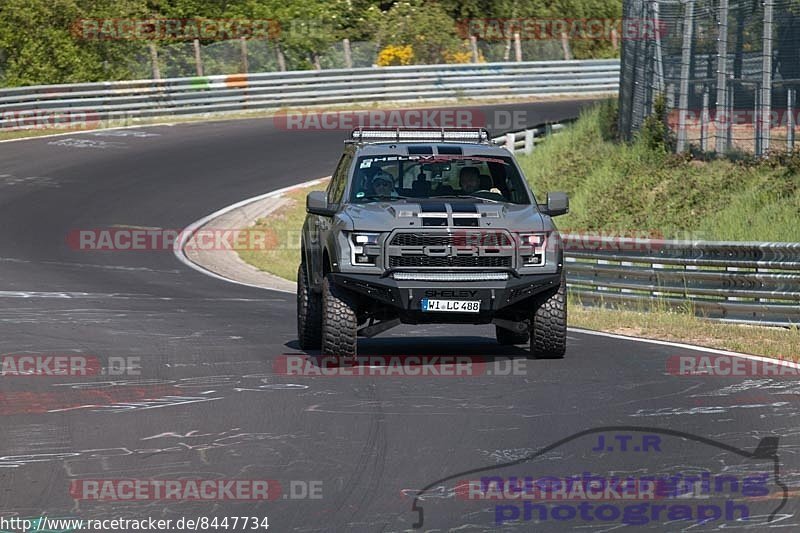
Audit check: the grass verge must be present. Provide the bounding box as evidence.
[517,100,800,242]
[568,301,799,362]
[236,181,327,282]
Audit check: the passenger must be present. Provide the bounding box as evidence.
[458,167,481,193]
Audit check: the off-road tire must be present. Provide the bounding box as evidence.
[495,325,530,345]
[530,273,567,359]
[321,276,358,362]
[296,262,322,349]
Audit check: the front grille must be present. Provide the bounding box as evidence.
[390,232,513,247]
[389,256,512,268]
[386,230,515,270]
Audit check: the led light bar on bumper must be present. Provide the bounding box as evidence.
[392,272,509,282]
[518,232,547,266]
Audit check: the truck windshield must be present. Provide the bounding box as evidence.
[350,155,532,204]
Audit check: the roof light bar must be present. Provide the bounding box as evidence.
[351,128,490,144]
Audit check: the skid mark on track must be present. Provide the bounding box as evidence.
[305,397,549,418]
[693,379,800,397]
[0,256,183,274]
[322,384,389,530]
[630,402,793,417]
[0,291,282,301]
[90,130,160,138]
[47,138,126,149]
[50,395,223,414]
[0,173,60,188]
[1,428,300,469]
[0,385,210,416]
[480,447,542,464]
[0,373,311,421]
[235,384,309,391]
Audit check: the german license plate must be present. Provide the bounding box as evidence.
[421,299,481,313]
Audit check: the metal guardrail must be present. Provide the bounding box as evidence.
[490,119,573,153]
[0,60,619,128]
[563,236,800,327]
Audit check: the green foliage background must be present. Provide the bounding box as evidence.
[0,0,622,87]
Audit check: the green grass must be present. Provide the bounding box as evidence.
[0,127,94,141]
[568,300,800,362]
[237,182,327,282]
[518,101,800,242]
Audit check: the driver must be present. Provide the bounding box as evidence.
[370,171,398,197]
[458,167,481,193]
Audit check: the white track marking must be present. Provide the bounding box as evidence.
[0,122,178,144]
[569,327,799,368]
[173,178,325,294]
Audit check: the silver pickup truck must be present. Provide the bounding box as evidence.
[297,128,569,363]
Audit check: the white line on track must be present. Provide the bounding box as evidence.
[569,327,799,368]
[0,122,180,144]
[172,178,325,294]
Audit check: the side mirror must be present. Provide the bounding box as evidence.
[543,191,569,217]
[307,191,336,216]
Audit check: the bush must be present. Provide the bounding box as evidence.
[375,0,462,65]
[636,94,674,152]
[376,44,414,66]
[597,97,619,141]
[516,103,800,242]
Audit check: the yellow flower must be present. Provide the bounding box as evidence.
[376,44,414,66]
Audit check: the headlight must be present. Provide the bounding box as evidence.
[349,232,381,265]
[353,233,379,245]
[518,232,547,266]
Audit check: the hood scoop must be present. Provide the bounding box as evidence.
[368,202,506,228]
[476,205,504,218]
[389,204,420,218]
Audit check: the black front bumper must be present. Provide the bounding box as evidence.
[330,270,561,321]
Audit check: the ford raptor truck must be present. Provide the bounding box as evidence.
[297,128,569,363]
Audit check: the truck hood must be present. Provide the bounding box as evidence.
[342,200,548,232]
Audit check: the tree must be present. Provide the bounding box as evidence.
[375,0,462,64]
[0,0,151,85]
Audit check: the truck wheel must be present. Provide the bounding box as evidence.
[495,326,529,345]
[530,273,567,359]
[321,276,358,362]
[297,263,322,349]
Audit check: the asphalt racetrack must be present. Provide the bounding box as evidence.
[0,100,796,531]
